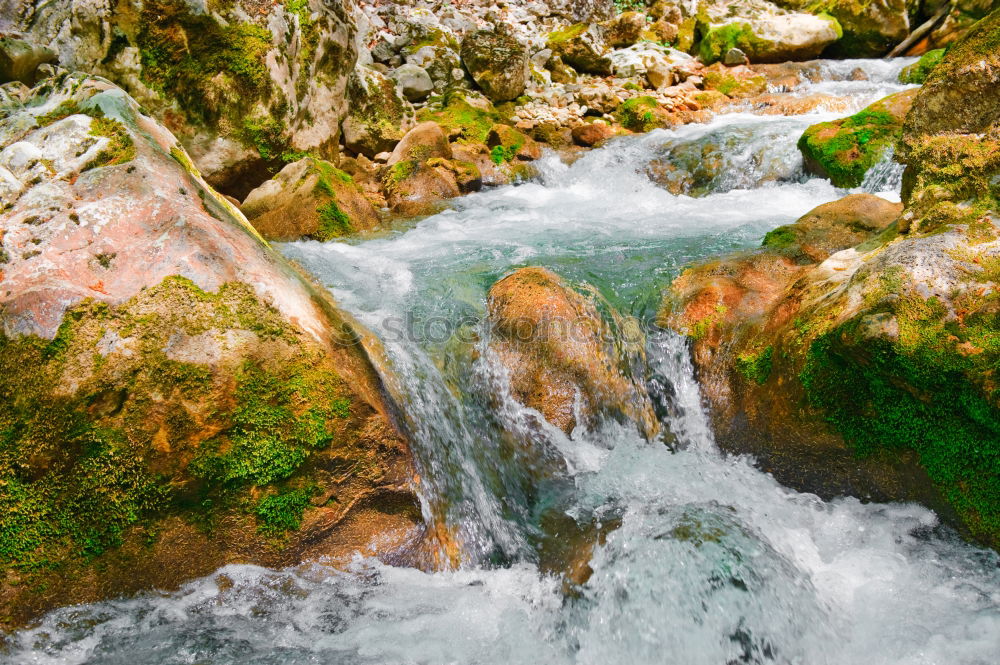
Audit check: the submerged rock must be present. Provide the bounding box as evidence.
[486,267,660,440]
[798,88,917,188]
[0,73,423,628]
[242,158,380,241]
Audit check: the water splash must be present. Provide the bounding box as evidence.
[860,145,906,197]
[6,58,999,665]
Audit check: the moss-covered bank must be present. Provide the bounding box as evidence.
[0,277,417,629]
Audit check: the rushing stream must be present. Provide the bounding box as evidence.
[6,59,1000,665]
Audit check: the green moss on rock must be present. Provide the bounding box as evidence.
[0,276,352,577]
[899,48,946,84]
[615,96,669,133]
[137,0,274,125]
[83,116,136,171]
[798,90,913,188]
[698,22,769,64]
[801,290,1000,546]
[417,92,503,144]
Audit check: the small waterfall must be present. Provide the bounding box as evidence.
[8,57,1000,665]
[646,330,715,452]
[860,145,906,195]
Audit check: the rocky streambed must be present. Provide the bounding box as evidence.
[1,0,1000,662]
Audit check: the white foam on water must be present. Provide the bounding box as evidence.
[6,59,998,665]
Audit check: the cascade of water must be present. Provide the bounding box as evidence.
[860,145,907,196]
[6,57,999,665]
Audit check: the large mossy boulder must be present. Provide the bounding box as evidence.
[460,27,529,103]
[798,88,918,188]
[487,267,660,440]
[899,7,1000,219]
[773,0,910,57]
[546,23,614,76]
[664,11,1000,550]
[341,65,416,159]
[13,0,359,199]
[0,73,424,628]
[380,121,482,217]
[695,1,843,64]
[242,158,380,242]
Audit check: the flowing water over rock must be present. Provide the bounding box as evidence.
[6,59,999,665]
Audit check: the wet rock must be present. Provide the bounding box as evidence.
[487,267,659,439]
[12,0,359,199]
[392,64,434,102]
[761,193,902,263]
[242,158,380,241]
[460,27,529,103]
[546,23,614,76]
[742,92,852,116]
[0,73,422,628]
[664,14,1000,550]
[342,65,416,158]
[798,88,917,188]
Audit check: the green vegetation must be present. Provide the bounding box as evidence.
[762,225,797,249]
[615,96,664,133]
[83,117,136,171]
[0,277,353,578]
[256,486,314,537]
[315,201,353,240]
[137,0,273,124]
[490,144,517,165]
[798,98,902,188]
[801,282,1000,547]
[735,346,773,385]
[36,100,86,127]
[899,48,946,84]
[418,92,503,143]
[697,23,769,65]
[190,361,346,486]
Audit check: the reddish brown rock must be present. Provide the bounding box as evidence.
[487,267,659,440]
[571,122,615,147]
